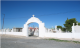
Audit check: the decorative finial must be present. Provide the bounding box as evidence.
[32,14,35,17]
[73,23,74,26]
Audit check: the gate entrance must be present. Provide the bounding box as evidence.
[28,22,39,37]
[23,15,45,37]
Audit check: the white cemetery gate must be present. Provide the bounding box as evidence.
[22,15,45,37]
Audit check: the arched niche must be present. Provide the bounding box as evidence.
[22,16,45,37]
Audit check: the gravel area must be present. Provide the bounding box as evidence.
[1,35,80,48]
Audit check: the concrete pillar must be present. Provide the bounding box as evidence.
[23,24,28,37]
[73,23,74,26]
[72,26,75,39]
[76,23,78,26]
[39,23,45,37]
[55,25,57,31]
[72,26,74,33]
[11,28,13,32]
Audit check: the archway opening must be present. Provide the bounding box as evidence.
[23,16,45,37]
[28,22,39,37]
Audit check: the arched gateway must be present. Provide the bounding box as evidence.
[22,15,45,37]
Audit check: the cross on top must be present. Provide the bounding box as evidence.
[32,15,35,17]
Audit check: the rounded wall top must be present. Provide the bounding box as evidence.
[25,16,42,25]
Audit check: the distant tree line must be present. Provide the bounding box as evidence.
[57,18,80,32]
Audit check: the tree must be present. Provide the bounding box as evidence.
[78,22,80,25]
[57,26,62,30]
[64,18,77,32]
[62,27,66,32]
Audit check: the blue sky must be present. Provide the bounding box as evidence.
[1,1,80,29]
